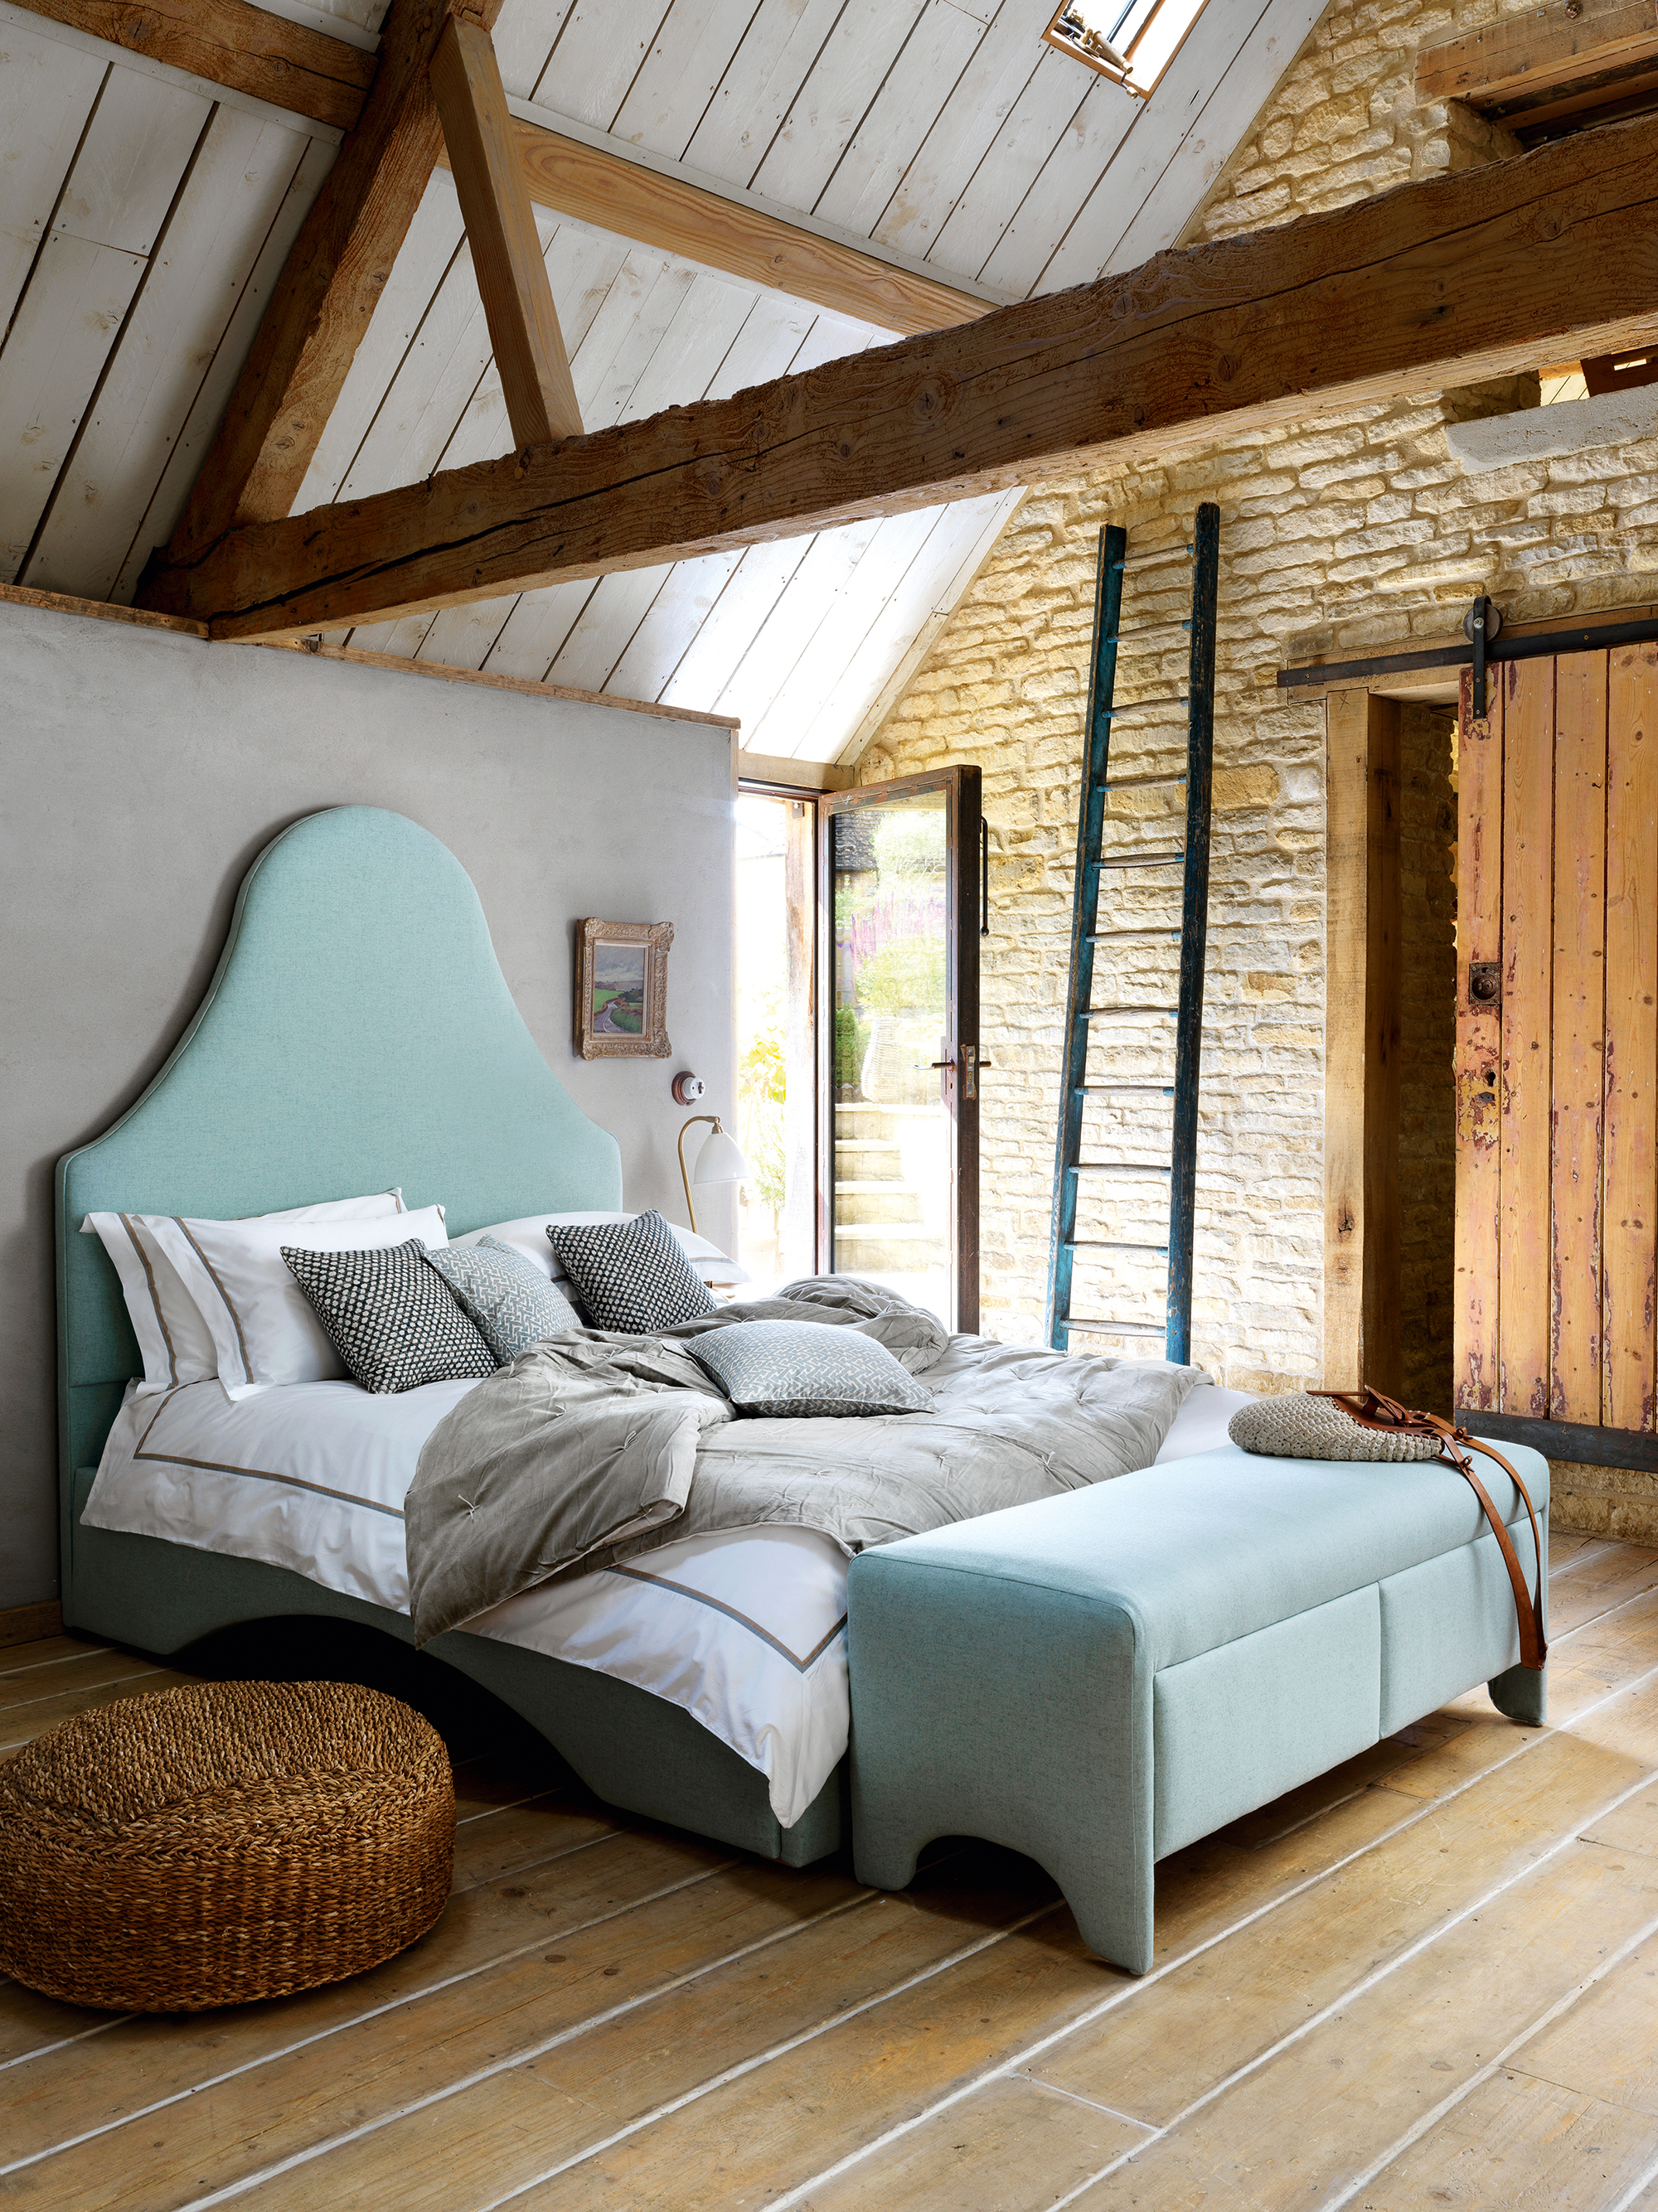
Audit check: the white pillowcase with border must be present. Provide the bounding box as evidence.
[453,1210,749,1289]
[150,1203,446,1398]
[82,1191,405,1396]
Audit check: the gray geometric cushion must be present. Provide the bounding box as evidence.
[685,1319,933,1418]
[424,1236,584,1363]
[281,1240,497,1395]
[548,1208,715,1333]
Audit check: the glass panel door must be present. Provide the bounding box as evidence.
[818,769,981,1331]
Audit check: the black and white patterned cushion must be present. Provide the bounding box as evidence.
[548,1208,715,1333]
[686,1319,934,1418]
[424,1237,584,1363]
[281,1239,498,1394]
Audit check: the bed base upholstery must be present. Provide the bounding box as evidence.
[848,1440,1549,1974]
[67,1491,844,1866]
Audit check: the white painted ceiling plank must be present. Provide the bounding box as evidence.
[578,256,700,423]
[744,502,939,754]
[681,0,847,191]
[114,133,333,598]
[52,64,211,256]
[347,609,438,654]
[703,288,818,400]
[337,243,494,498]
[658,537,815,709]
[27,109,311,599]
[712,513,885,726]
[0,25,106,332]
[836,487,1025,763]
[482,575,599,680]
[750,0,928,213]
[925,42,1088,283]
[784,308,888,370]
[0,233,143,580]
[543,562,677,691]
[809,0,985,240]
[604,546,748,703]
[788,496,1010,758]
[976,68,1137,297]
[492,0,578,101]
[618,271,759,421]
[871,0,1050,261]
[414,592,521,668]
[1101,0,1329,271]
[608,0,769,162]
[530,0,673,131]
[294,174,467,509]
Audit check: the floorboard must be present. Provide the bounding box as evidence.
[7,1542,1658,2209]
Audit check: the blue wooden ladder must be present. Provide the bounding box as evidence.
[1045,504,1219,1363]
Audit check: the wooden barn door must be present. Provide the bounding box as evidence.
[1455,647,1658,1434]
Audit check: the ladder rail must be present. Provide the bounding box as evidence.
[1045,505,1219,1361]
[1045,525,1124,1349]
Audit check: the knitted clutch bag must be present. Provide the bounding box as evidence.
[1228,1393,1441,1462]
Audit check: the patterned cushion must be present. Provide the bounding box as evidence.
[548,1208,716,1333]
[281,1240,498,1395]
[685,1319,934,1418]
[424,1237,584,1363]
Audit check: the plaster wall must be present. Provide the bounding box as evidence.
[0,600,736,1608]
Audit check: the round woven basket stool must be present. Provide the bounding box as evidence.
[0,1679,454,2011]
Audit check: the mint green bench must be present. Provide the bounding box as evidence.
[846,1440,1548,1974]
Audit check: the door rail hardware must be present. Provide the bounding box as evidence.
[1045,506,1219,1362]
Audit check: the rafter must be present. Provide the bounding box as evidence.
[138,112,1658,641]
[148,0,504,572]
[429,16,580,450]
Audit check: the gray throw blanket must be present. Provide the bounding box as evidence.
[405,1277,1200,1645]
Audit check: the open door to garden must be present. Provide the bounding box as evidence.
[817,768,983,1333]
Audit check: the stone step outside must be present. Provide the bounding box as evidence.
[835,1140,904,1177]
[832,1221,948,1273]
[833,1179,925,1226]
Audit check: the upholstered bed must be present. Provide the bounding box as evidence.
[57,804,1229,1866]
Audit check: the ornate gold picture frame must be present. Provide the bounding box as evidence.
[575,918,673,1058]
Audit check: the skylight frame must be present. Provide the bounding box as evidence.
[1043,0,1208,101]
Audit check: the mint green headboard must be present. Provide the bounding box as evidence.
[56,805,623,1507]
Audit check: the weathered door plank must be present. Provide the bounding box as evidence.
[1500,656,1556,1417]
[1455,666,1505,1412]
[1604,642,1658,1430]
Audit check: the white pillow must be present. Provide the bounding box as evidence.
[453,1211,749,1288]
[149,1203,446,1398]
[82,1191,405,1395]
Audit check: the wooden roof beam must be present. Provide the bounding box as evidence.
[429,16,580,449]
[1416,0,1658,120]
[7,0,375,130]
[137,110,1658,642]
[145,0,506,573]
[457,113,995,339]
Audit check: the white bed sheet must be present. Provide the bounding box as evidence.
[82,1371,1252,1832]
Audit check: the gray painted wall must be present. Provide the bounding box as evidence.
[1,600,737,1609]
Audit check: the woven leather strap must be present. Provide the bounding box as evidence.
[1312,1387,1548,1672]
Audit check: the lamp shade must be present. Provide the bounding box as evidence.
[693,1125,750,1186]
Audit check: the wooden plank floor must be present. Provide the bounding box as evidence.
[4,1532,1658,2209]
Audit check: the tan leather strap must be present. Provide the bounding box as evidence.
[1311,1389,1548,1672]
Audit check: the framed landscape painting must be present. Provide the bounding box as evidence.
[575,918,673,1058]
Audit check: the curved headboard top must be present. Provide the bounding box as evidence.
[59,805,622,1407]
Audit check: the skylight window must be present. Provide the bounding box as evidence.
[1045,0,1208,99]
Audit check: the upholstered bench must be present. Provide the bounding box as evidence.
[846,1439,1548,1974]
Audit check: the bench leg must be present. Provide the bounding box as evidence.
[1488,1662,1546,1726]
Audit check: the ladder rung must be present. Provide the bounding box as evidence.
[1067,1240,1168,1254]
[1063,1318,1168,1338]
[1103,621,1190,642]
[1104,772,1187,791]
[1097,849,1185,870]
[1078,1082,1176,1094]
[1085,929,1181,943]
[1069,1162,1173,1177]
[1083,1004,1178,1018]
[1102,696,1189,719]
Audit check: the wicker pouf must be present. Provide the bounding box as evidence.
[0,1679,453,2011]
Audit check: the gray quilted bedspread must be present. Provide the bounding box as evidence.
[405,1276,1200,1645]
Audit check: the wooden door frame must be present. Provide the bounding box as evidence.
[816,767,982,1333]
[1323,691,1403,1396]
